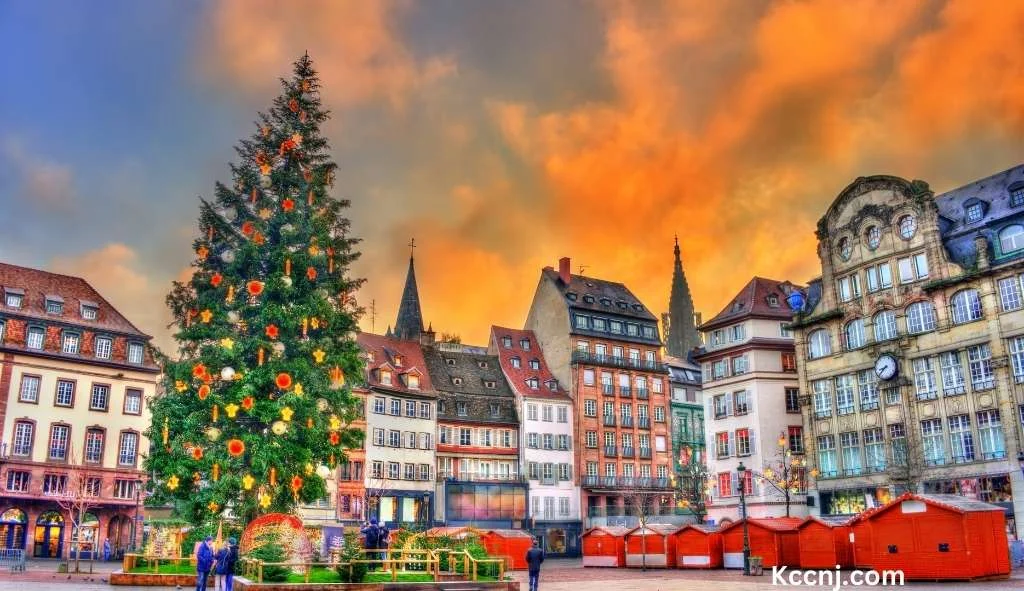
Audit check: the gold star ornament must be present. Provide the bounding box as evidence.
[293,383,304,396]
[200,309,213,323]
[225,403,240,418]
[281,406,294,422]
[208,501,219,513]
[259,492,272,509]
[175,380,188,393]
[167,475,180,491]
[220,337,235,350]
[242,474,255,490]
[312,349,326,364]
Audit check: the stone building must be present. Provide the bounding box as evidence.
[695,277,806,522]
[0,263,159,558]
[789,165,1024,534]
[526,257,674,527]
[490,326,580,556]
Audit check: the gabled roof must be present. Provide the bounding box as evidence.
[490,326,571,401]
[356,332,436,396]
[797,515,855,529]
[0,262,150,337]
[718,517,803,534]
[627,524,681,536]
[867,493,1006,520]
[422,345,518,425]
[700,276,799,331]
[676,524,720,535]
[581,525,631,537]
[541,267,658,322]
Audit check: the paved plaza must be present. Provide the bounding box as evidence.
[5,559,1024,590]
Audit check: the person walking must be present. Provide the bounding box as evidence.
[360,519,381,570]
[102,538,111,562]
[376,522,390,570]
[223,538,239,591]
[525,539,545,591]
[213,540,230,591]
[195,536,214,591]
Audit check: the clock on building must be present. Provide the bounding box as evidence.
[874,354,899,381]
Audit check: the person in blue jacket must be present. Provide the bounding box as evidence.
[103,538,111,562]
[525,539,545,591]
[360,519,382,570]
[195,536,214,591]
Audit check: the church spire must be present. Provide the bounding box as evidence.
[393,239,425,341]
[667,235,700,359]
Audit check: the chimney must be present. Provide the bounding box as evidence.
[974,235,990,270]
[558,257,571,285]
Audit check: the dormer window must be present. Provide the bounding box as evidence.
[127,342,144,364]
[26,326,44,350]
[1011,184,1024,208]
[546,380,557,391]
[484,380,496,389]
[452,377,463,386]
[366,352,375,363]
[511,357,521,369]
[45,296,63,315]
[632,304,643,312]
[81,304,98,320]
[583,295,595,304]
[565,292,578,301]
[380,370,393,386]
[502,336,512,348]
[520,339,531,351]
[393,355,403,367]
[529,359,540,370]
[61,331,80,354]
[616,301,628,310]
[767,294,779,307]
[526,378,539,389]
[456,402,468,416]
[490,404,500,418]
[407,374,420,390]
[966,202,984,223]
[600,298,612,306]
[445,358,456,366]
[477,360,489,369]
[4,289,23,309]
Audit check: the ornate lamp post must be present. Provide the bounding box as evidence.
[131,478,143,552]
[737,462,751,575]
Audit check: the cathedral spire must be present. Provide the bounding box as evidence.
[393,240,425,341]
[667,235,700,359]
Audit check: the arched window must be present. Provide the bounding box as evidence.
[898,215,917,240]
[1000,225,1024,253]
[807,329,831,360]
[873,310,898,342]
[906,302,937,334]
[844,319,865,350]
[950,289,983,324]
[866,226,881,250]
[837,238,851,261]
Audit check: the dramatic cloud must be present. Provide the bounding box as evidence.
[1,137,76,211]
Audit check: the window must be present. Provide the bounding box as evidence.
[380,370,393,386]
[419,464,431,481]
[977,410,1005,460]
[26,326,44,349]
[510,357,521,368]
[730,324,745,341]
[966,202,984,223]
[840,432,862,476]
[519,338,531,350]
[404,463,415,480]
[715,432,730,458]
[502,336,512,348]
[526,404,538,421]
[999,277,1023,311]
[406,431,417,449]
[837,275,861,302]
[1000,225,1024,254]
[114,479,136,500]
[585,431,597,448]
[462,429,474,446]
[735,428,751,456]
[407,374,420,389]
[419,402,431,419]
[866,263,893,292]
[1011,337,1024,383]
[906,301,937,333]
[948,415,974,463]
[844,319,865,350]
[49,424,70,460]
[542,405,553,422]
[785,388,800,413]
[939,351,966,395]
[889,423,907,465]
[921,419,945,465]
[595,318,607,332]
[94,337,112,360]
[13,421,34,456]
[712,359,727,379]
[19,374,40,403]
[731,355,747,375]
[898,215,916,240]
[866,225,881,249]
[835,374,855,415]
[0,320,4,342]
[404,400,416,417]
[388,462,400,480]
[808,329,831,359]
[951,289,983,324]
[5,291,23,308]
[733,391,749,415]
[864,428,885,472]
[788,426,804,454]
[654,406,665,422]
[717,472,732,497]
[713,395,729,419]
[89,384,109,411]
[389,399,400,415]
[1012,185,1024,207]
[913,357,937,400]
[576,341,589,353]
[853,371,879,412]
[373,429,384,446]
[583,399,597,417]
[61,331,80,354]
[389,430,401,447]
[782,351,797,371]
[81,305,98,320]
[526,378,539,389]
[559,497,570,516]
[45,298,63,315]
[529,359,540,370]
[372,397,385,414]
[43,474,67,495]
[54,379,75,407]
[456,401,468,416]
[817,435,837,477]
[6,470,29,492]
[490,404,501,418]
[967,344,994,390]
[574,315,588,329]
[627,323,639,336]
[837,237,852,260]
[123,388,142,415]
[810,380,832,419]
[873,310,897,342]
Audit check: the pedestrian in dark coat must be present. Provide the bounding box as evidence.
[195,536,215,591]
[525,539,545,591]
[360,519,382,569]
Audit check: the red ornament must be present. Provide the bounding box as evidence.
[202,372,214,385]
[246,281,265,296]
[329,431,341,445]
[253,232,266,246]
[227,439,245,457]
[281,198,295,212]
[288,98,299,113]
[278,138,297,156]
[241,396,255,411]
[306,267,317,281]
[265,324,280,339]
[198,385,211,400]
[290,475,303,492]
[192,363,207,378]
[211,273,223,287]
[275,373,293,390]
[192,447,204,461]
[241,221,255,236]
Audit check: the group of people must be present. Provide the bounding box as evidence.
[360,518,390,569]
[195,536,239,591]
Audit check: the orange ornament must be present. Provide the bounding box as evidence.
[241,221,255,236]
[227,439,245,457]
[290,475,303,492]
[211,273,223,287]
[275,373,293,390]
[306,267,317,281]
[192,447,204,461]
[281,198,295,212]
[241,396,255,411]
[192,363,207,378]
[288,98,299,112]
[253,232,265,246]
[198,385,211,400]
[329,431,341,445]
[265,324,280,339]
[246,281,265,296]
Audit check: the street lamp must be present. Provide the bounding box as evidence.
[131,478,143,552]
[737,462,751,576]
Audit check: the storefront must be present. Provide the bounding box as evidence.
[924,474,1015,535]
[819,487,895,515]
[0,508,27,550]
[34,511,64,558]
[444,482,528,529]
[528,521,582,557]
[367,489,434,529]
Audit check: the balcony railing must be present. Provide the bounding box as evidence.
[638,417,650,430]
[604,445,618,458]
[603,416,616,427]
[620,416,634,428]
[540,476,556,485]
[639,447,652,459]
[437,472,525,483]
[602,384,614,396]
[581,476,672,490]
[621,446,635,458]
[620,386,632,397]
[636,388,649,400]
[572,351,668,373]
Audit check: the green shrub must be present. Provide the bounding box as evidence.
[248,532,289,582]
[335,532,367,583]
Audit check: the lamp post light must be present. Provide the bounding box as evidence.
[131,478,143,552]
[737,462,751,576]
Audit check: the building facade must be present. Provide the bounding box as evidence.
[490,326,581,556]
[0,263,158,558]
[789,166,1024,535]
[423,341,526,528]
[526,257,674,528]
[357,333,437,528]
[696,277,806,523]
[333,387,366,526]
[664,355,705,513]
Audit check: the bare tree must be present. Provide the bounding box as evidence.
[677,461,710,524]
[885,426,926,495]
[623,489,664,572]
[754,434,810,518]
[51,446,102,573]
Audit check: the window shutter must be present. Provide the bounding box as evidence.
[749,429,757,455]
[730,472,739,496]
[725,394,733,416]
[567,435,573,450]
[727,432,735,456]
[747,391,755,413]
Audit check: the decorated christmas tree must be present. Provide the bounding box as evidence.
[145,54,365,525]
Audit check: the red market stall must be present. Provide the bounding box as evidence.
[673,524,722,569]
[797,515,854,569]
[624,524,681,568]
[480,529,536,570]
[850,508,878,569]
[720,517,803,569]
[581,526,630,567]
[863,493,1010,580]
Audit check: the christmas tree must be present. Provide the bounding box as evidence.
[145,54,365,525]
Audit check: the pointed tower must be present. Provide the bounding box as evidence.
[393,249,425,341]
[667,235,701,359]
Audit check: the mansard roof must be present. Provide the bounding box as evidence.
[490,326,571,401]
[700,276,798,331]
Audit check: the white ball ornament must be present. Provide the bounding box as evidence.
[316,464,331,479]
[220,367,236,381]
[260,174,272,188]
[272,342,286,356]
[227,311,240,323]
[221,249,236,264]
[282,276,293,288]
